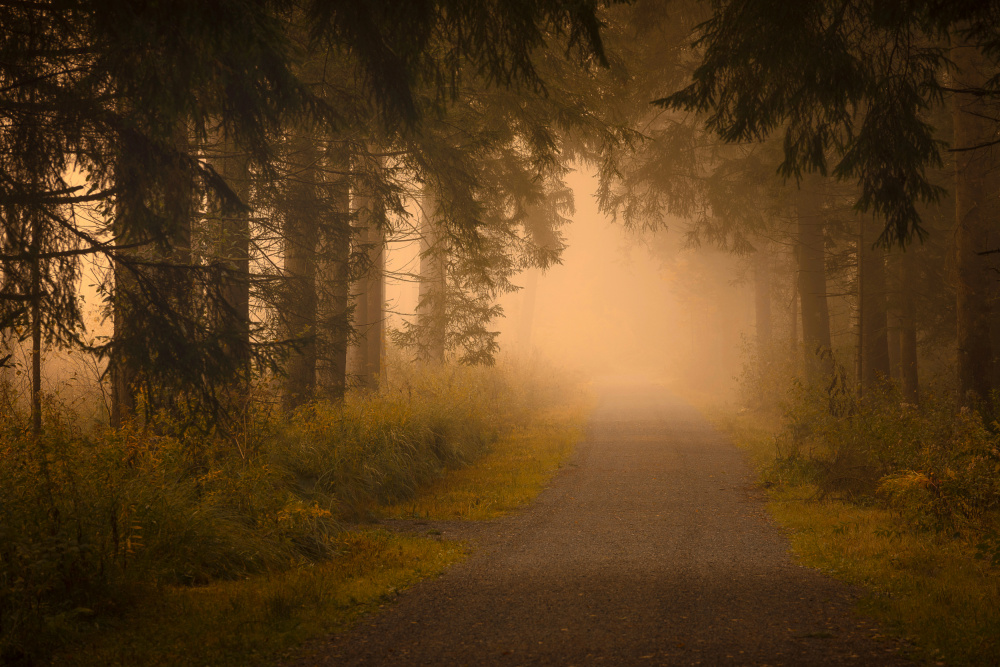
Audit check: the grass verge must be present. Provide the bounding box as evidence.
[707,406,1000,666]
[42,368,590,667]
[380,401,588,520]
[55,530,464,667]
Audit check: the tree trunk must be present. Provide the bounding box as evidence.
[790,277,799,355]
[860,216,891,391]
[316,150,352,402]
[111,123,194,425]
[953,38,999,406]
[796,179,833,381]
[282,137,319,410]
[30,211,41,437]
[753,247,773,359]
[348,189,385,391]
[365,224,385,386]
[886,250,902,383]
[899,247,919,403]
[212,135,251,384]
[518,268,540,352]
[110,230,138,428]
[416,187,447,363]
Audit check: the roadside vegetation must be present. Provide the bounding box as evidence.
[708,354,1000,666]
[0,357,587,667]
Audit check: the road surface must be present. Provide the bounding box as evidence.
[294,378,910,666]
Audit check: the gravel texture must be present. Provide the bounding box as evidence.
[292,378,911,666]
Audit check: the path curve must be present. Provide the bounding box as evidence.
[295,378,910,666]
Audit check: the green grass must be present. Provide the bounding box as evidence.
[380,401,587,520]
[54,530,465,667]
[37,369,592,667]
[707,405,1000,666]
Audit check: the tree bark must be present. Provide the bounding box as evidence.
[860,216,891,391]
[282,137,319,410]
[518,267,540,352]
[365,224,385,385]
[790,277,799,356]
[110,230,138,427]
[348,186,385,391]
[316,150,352,402]
[886,249,902,383]
[212,134,251,384]
[953,38,999,405]
[30,211,41,437]
[111,123,194,425]
[796,178,833,381]
[753,247,773,359]
[417,187,447,363]
[899,247,919,403]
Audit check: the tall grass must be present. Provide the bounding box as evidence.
[0,356,556,665]
[717,350,1000,664]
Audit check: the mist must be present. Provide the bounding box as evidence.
[5,1,1000,665]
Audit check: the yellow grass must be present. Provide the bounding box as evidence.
[706,405,1000,666]
[52,382,592,667]
[380,402,588,520]
[54,530,465,667]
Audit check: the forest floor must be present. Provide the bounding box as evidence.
[291,376,913,666]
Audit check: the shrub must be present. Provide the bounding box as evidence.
[0,356,552,664]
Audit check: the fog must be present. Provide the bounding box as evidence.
[388,167,754,395]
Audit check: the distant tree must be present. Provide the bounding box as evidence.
[663,0,1000,403]
[1,0,612,426]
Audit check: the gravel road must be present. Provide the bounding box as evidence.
[294,378,911,666]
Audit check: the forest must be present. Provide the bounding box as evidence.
[4,0,1000,665]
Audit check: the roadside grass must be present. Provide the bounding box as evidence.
[706,406,1000,666]
[56,530,464,667]
[38,366,591,667]
[380,401,588,520]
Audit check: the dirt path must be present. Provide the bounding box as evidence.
[295,378,910,666]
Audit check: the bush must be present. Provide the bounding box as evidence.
[0,356,550,664]
[756,365,1000,534]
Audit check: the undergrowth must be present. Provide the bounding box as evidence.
[711,350,1000,665]
[0,356,572,666]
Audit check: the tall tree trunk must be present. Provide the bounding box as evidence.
[953,37,998,406]
[282,137,319,410]
[212,134,251,385]
[518,267,540,351]
[790,277,799,356]
[153,125,196,417]
[860,216,891,391]
[365,224,385,385]
[316,150,352,402]
[753,247,773,359]
[796,178,833,381]
[417,187,446,363]
[899,247,920,403]
[29,211,41,437]
[348,188,385,391]
[111,123,194,425]
[110,220,138,427]
[886,250,902,383]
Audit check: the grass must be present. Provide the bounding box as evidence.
[42,370,591,667]
[54,530,465,667]
[707,405,1000,666]
[380,402,587,520]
